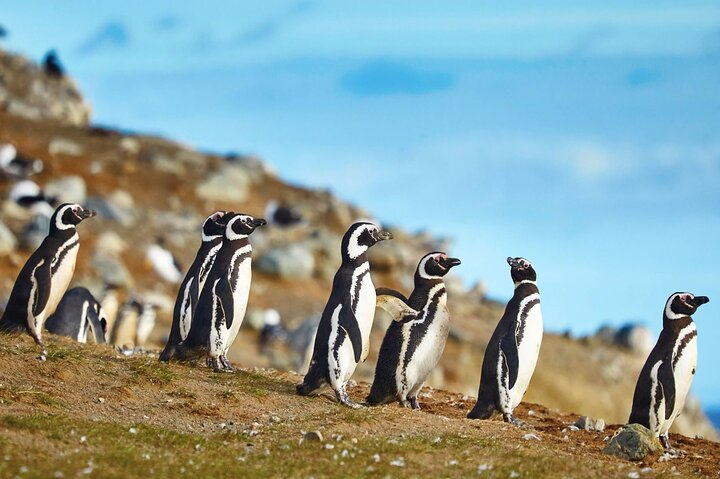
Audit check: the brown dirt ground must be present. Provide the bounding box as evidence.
[0,334,718,478]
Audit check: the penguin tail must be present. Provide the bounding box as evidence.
[467,400,496,420]
[159,343,175,362]
[296,360,326,396]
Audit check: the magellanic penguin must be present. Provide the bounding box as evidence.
[146,238,182,283]
[160,211,232,361]
[45,287,107,344]
[296,222,393,408]
[367,252,461,409]
[0,203,95,359]
[177,213,266,371]
[467,257,543,426]
[629,292,709,454]
[110,297,143,354]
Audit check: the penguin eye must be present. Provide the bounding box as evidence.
[433,257,440,263]
[523,263,530,269]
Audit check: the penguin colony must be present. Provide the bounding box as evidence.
[0,203,711,456]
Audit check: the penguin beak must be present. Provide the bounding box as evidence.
[690,296,710,307]
[252,218,267,227]
[376,230,393,241]
[79,208,96,220]
[442,257,461,269]
[507,257,518,267]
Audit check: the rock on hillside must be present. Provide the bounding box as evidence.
[0,49,91,126]
[0,47,716,442]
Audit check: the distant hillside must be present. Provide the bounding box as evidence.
[0,46,717,443]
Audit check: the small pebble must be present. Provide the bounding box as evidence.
[640,468,652,474]
[510,471,520,478]
[128,427,138,434]
[324,444,334,450]
[523,433,541,441]
[478,463,493,473]
[372,454,380,463]
[390,457,405,467]
[628,472,640,479]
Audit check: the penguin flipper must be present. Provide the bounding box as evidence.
[338,301,363,364]
[376,287,409,303]
[376,294,418,323]
[658,359,676,420]
[31,259,52,318]
[500,329,519,390]
[216,278,235,329]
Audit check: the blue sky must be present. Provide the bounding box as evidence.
[2,1,719,404]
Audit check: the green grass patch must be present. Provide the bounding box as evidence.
[129,359,178,385]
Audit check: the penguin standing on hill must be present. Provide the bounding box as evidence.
[0,143,44,178]
[110,297,143,353]
[629,292,709,454]
[160,211,232,361]
[296,222,393,408]
[367,252,461,409]
[467,257,543,426]
[0,203,96,359]
[45,287,107,344]
[177,213,266,371]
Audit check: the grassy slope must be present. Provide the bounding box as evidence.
[0,335,718,479]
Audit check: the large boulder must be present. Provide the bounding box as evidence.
[195,165,250,203]
[0,50,91,126]
[602,424,663,461]
[44,175,86,204]
[258,245,315,280]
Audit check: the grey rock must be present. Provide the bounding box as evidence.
[91,252,134,288]
[44,175,86,204]
[574,416,592,431]
[302,430,323,443]
[226,154,274,181]
[258,245,315,280]
[48,137,84,157]
[119,137,141,155]
[594,418,606,432]
[602,424,663,461]
[85,191,136,226]
[0,220,17,255]
[141,149,185,176]
[195,165,250,203]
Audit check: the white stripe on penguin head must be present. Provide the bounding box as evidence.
[665,293,686,321]
[226,215,250,241]
[347,224,376,259]
[201,211,225,242]
[54,204,78,231]
[418,253,442,280]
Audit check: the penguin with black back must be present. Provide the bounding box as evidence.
[467,257,543,426]
[176,213,266,371]
[0,143,44,178]
[629,292,709,455]
[296,222,393,408]
[0,203,96,359]
[45,287,107,344]
[160,211,232,361]
[368,251,461,409]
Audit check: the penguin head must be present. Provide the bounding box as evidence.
[508,256,537,284]
[50,203,96,233]
[225,213,267,240]
[202,210,233,241]
[665,292,710,320]
[417,252,461,280]
[341,222,393,260]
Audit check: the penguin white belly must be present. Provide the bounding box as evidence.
[403,305,450,397]
[327,305,359,385]
[178,279,194,340]
[510,303,543,409]
[45,241,79,319]
[225,261,252,352]
[662,333,697,435]
[354,271,376,362]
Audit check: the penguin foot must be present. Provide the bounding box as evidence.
[503,413,527,428]
[400,399,411,408]
[208,357,234,373]
[38,349,48,361]
[219,355,234,370]
[409,397,421,410]
[335,389,363,409]
[660,435,683,457]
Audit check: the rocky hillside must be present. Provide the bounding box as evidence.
[0,47,717,442]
